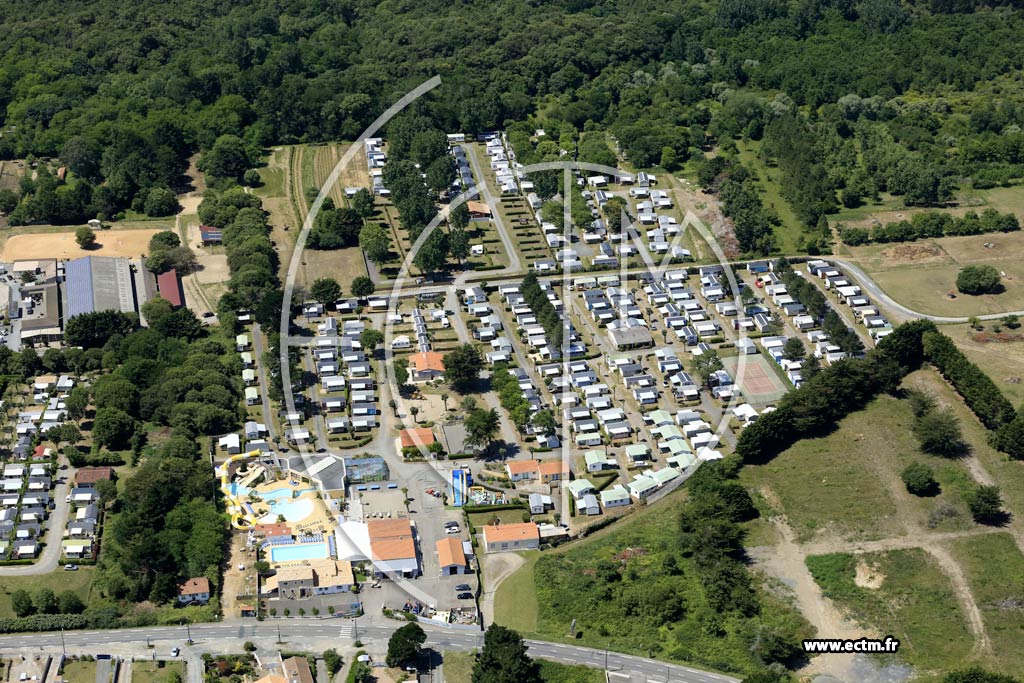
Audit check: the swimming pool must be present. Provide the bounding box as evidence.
[270,542,329,563]
[232,484,314,502]
[265,498,314,522]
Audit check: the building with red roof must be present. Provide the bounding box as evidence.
[156,268,184,309]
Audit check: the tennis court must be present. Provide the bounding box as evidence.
[723,353,788,405]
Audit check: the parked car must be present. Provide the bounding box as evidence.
[445,525,461,534]
[455,584,471,592]
[64,564,78,571]
[457,592,474,600]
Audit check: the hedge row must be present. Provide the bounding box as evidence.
[921,330,1016,430]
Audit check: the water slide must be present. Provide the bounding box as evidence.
[217,450,265,529]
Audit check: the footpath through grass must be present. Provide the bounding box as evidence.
[950,533,1024,675]
[805,549,973,673]
[493,552,540,634]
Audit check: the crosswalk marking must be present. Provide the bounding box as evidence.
[338,622,354,638]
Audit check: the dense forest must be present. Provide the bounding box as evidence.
[2,0,1024,246]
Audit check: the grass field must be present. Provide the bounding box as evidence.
[493,552,540,634]
[0,566,96,618]
[739,398,904,543]
[442,652,475,683]
[736,141,806,254]
[942,322,1024,407]
[60,660,97,683]
[805,549,973,673]
[902,369,1024,526]
[949,533,1024,675]
[843,231,1024,317]
[131,661,184,683]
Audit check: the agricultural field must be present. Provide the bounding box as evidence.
[839,230,1024,318]
[805,549,973,673]
[254,143,369,286]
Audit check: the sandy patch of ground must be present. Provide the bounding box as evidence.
[854,560,885,590]
[1,229,162,261]
[183,217,231,284]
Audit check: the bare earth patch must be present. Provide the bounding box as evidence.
[2,229,162,260]
[879,242,945,264]
[854,560,885,590]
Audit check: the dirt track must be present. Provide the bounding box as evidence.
[2,229,161,261]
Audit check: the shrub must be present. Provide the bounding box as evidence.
[966,485,1004,524]
[901,462,938,496]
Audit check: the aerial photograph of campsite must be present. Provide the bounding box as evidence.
[0,2,1023,683]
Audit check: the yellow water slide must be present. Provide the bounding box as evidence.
[217,450,265,529]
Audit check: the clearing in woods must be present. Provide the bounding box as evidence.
[262,144,368,287]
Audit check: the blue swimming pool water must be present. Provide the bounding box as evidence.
[231,484,314,502]
[270,542,328,563]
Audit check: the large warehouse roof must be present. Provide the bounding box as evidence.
[64,256,138,318]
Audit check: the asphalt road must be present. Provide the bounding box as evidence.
[0,455,73,577]
[0,620,738,683]
[831,258,1024,324]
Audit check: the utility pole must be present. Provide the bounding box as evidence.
[277,623,283,644]
[352,617,359,642]
[60,627,66,656]
[186,621,193,644]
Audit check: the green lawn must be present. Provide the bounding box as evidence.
[442,652,475,683]
[0,567,96,618]
[493,552,540,634]
[61,660,97,683]
[805,549,973,673]
[468,510,529,529]
[949,533,1024,675]
[496,488,812,676]
[131,661,184,683]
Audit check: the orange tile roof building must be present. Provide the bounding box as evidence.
[436,536,469,576]
[409,351,445,382]
[537,460,566,484]
[482,522,540,553]
[367,518,419,577]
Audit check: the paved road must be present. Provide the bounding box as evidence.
[0,454,73,576]
[251,324,280,442]
[463,145,522,277]
[0,620,738,683]
[831,258,1024,324]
